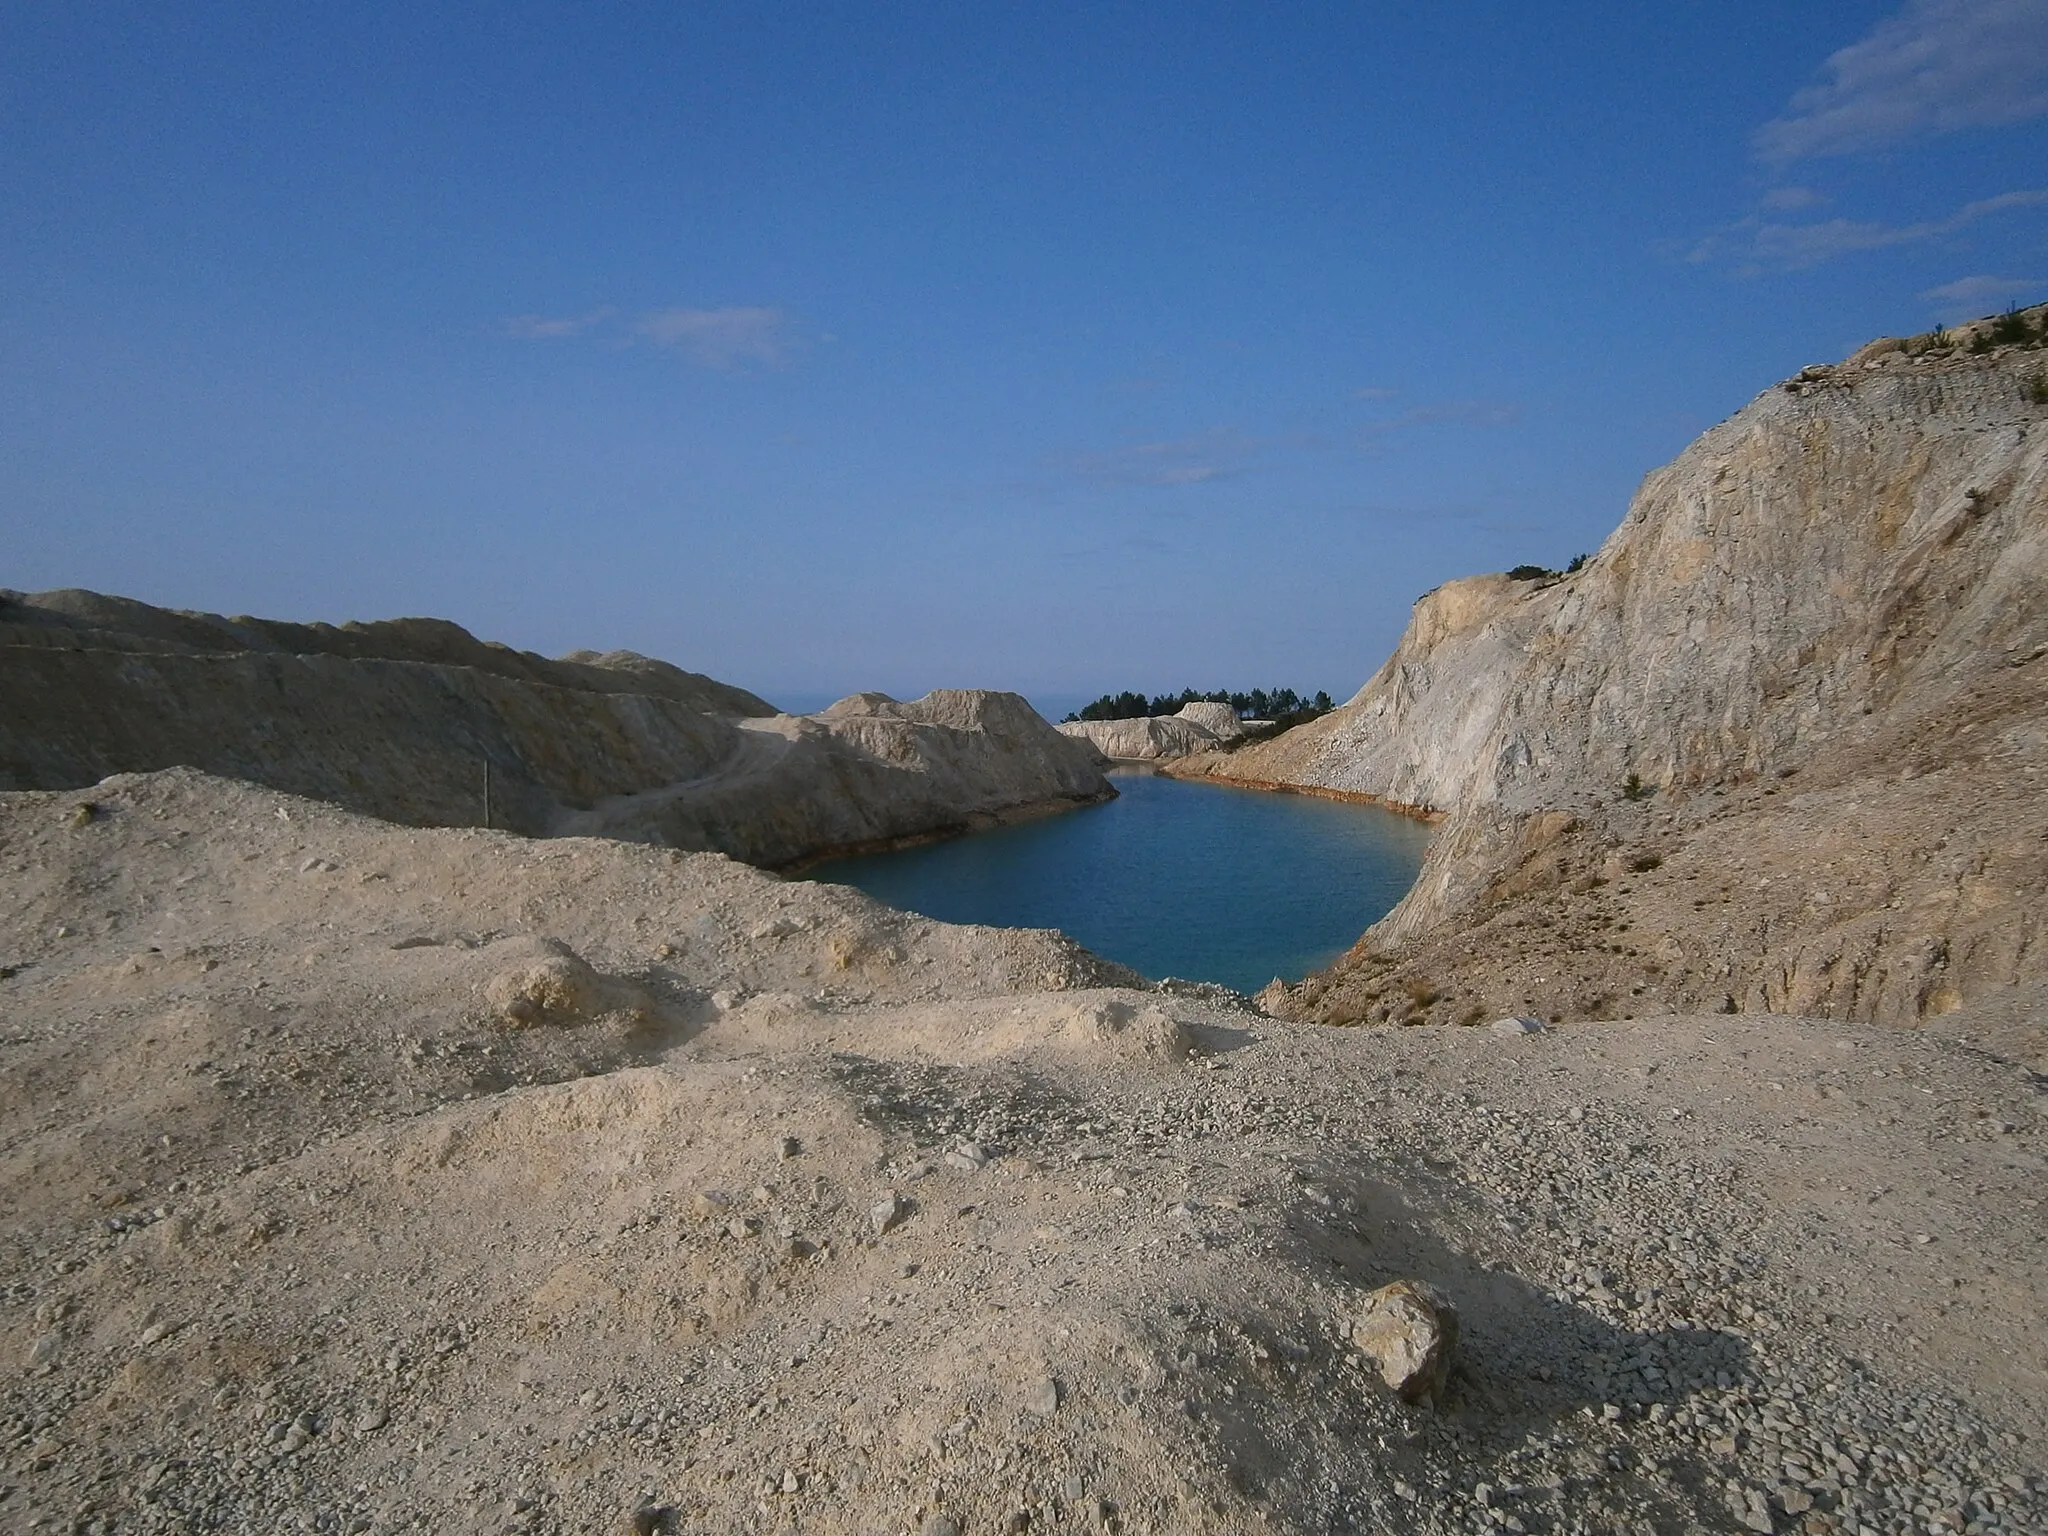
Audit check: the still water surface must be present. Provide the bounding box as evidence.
[805,772,1432,994]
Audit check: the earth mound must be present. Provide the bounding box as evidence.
[0,591,1112,870]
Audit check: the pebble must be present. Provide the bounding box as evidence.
[871,1191,910,1236]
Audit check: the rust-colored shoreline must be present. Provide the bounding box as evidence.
[1165,769,1444,824]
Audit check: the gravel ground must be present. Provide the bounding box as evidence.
[2,771,2043,1535]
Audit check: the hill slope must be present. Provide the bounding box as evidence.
[0,592,1111,869]
[1175,311,2048,1031]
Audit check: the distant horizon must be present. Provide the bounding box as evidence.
[9,4,2047,693]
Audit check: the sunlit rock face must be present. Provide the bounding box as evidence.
[1203,318,2048,1027]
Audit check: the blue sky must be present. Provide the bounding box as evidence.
[6,2,2047,713]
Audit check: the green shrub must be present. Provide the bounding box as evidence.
[1988,306,2035,348]
[1621,773,1654,802]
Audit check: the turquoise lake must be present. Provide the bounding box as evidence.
[804,771,1434,994]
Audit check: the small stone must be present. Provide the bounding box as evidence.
[871,1191,910,1236]
[920,1517,962,1536]
[628,1505,673,1536]
[1350,1278,1459,1404]
[136,1321,170,1346]
[354,1405,388,1433]
[944,1142,988,1172]
[690,1190,732,1221]
[778,1136,801,1160]
[1490,1015,1544,1036]
[1024,1377,1061,1417]
[781,1468,801,1494]
[1777,1486,1814,1515]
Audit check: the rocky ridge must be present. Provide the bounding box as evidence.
[1058,703,1249,762]
[0,591,1112,871]
[2,769,2043,1535]
[1174,312,2048,1033]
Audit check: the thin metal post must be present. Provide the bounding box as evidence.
[483,759,492,830]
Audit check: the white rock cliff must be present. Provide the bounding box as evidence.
[1186,312,2048,1028]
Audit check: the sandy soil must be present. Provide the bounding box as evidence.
[2,771,2043,1536]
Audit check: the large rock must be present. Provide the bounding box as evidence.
[1350,1278,1458,1403]
[1058,702,1247,760]
[0,592,1114,870]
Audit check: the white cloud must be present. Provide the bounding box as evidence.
[1756,0,2048,163]
[1920,272,2046,317]
[1070,428,1262,487]
[501,308,611,339]
[634,306,794,368]
[1689,187,2048,271]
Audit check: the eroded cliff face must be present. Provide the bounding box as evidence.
[0,593,1112,869]
[1196,321,2048,1028]
[1217,354,2047,815]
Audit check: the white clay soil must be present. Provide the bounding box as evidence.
[2,770,2043,1536]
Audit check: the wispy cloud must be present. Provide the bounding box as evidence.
[1756,0,2048,163]
[498,303,798,368]
[1759,186,1826,212]
[1070,428,1263,487]
[634,306,794,369]
[1920,272,2046,319]
[1688,187,2048,271]
[501,308,612,339]
[1356,399,1523,443]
